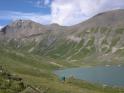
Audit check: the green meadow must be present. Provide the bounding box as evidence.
[0,48,124,93]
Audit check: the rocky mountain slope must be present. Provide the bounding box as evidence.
[1,9,124,65]
[74,9,124,29]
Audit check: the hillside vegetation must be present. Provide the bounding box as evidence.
[0,48,124,93]
[0,9,124,93]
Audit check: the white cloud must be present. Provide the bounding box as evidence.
[1,0,124,26]
[0,11,51,25]
[51,0,124,25]
[0,26,4,30]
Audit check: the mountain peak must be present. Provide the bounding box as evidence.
[10,19,42,27]
[1,9,124,39]
[50,23,60,26]
[0,19,48,39]
[74,9,124,29]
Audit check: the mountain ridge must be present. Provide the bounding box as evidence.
[0,9,124,65]
[1,9,124,38]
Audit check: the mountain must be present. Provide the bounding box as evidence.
[0,20,48,39]
[1,9,124,65]
[1,9,124,93]
[74,9,124,29]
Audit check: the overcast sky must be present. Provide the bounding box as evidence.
[0,0,124,28]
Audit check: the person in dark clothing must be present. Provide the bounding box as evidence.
[61,76,66,82]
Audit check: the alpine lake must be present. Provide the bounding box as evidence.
[54,65,124,87]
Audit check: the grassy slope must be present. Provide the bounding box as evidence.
[0,48,124,93]
[30,27,124,67]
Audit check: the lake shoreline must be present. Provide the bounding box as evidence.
[54,66,124,88]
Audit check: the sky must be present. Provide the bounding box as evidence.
[0,0,124,28]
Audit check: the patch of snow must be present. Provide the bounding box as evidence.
[73,47,83,55]
[50,62,64,67]
[83,38,91,46]
[86,46,91,50]
[28,47,34,52]
[35,37,41,42]
[0,70,3,73]
[67,47,83,61]
[67,35,81,43]
[112,47,118,53]
[112,47,124,53]
[86,30,91,33]
[119,47,124,50]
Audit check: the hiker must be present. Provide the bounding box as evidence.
[61,76,66,82]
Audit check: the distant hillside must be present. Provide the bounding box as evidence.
[74,9,124,29]
[1,9,124,65]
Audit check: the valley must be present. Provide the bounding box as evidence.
[0,9,124,93]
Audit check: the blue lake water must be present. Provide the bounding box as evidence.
[54,66,124,87]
